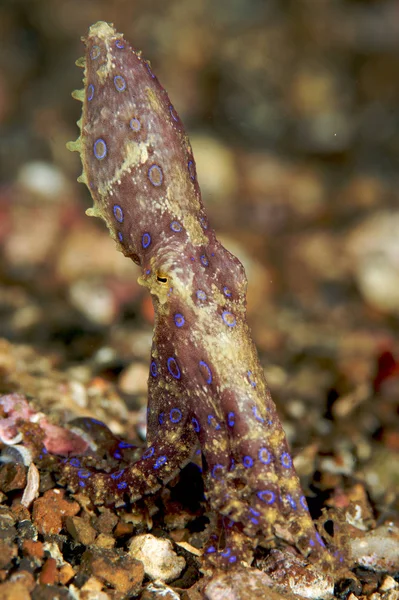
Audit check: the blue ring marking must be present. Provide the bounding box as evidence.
[286,494,297,510]
[252,406,264,423]
[247,370,257,388]
[211,464,224,479]
[77,469,91,479]
[148,164,163,186]
[111,469,125,480]
[309,539,315,547]
[258,447,272,465]
[300,495,308,511]
[316,532,326,547]
[257,490,275,505]
[87,84,94,101]
[90,45,101,60]
[130,117,141,131]
[88,418,104,426]
[229,556,237,563]
[69,458,81,467]
[113,204,124,223]
[222,311,236,327]
[207,415,220,430]
[251,517,259,526]
[158,412,165,425]
[142,447,155,459]
[113,451,122,459]
[281,452,293,469]
[192,417,200,432]
[114,75,126,92]
[200,254,209,267]
[169,104,179,122]
[221,548,231,557]
[93,138,107,160]
[170,408,182,423]
[188,160,196,181]
[115,39,125,49]
[196,290,207,301]
[199,216,207,229]
[154,455,167,469]
[145,61,156,78]
[78,480,86,487]
[250,507,261,517]
[227,411,235,427]
[229,458,235,471]
[174,313,185,327]
[118,232,123,242]
[170,221,182,232]
[199,360,212,384]
[119,441,134,449]
[242,456,254,469]
[167,357,181,379]
[223,286,232,297]
[117,481,128,490]
[142,232,151,249]
[150,361,157,377]
[206,546,216,554]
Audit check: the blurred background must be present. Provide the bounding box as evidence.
[0,0,398,507]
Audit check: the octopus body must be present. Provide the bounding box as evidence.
[67,21,332,567]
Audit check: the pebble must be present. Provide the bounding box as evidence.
[348,211,399,314]
[65,515,97,546]
[118,362,149,395]
[142,581,181,599]
[0,582,31,600]
[80,547,144,596]
[128,534,186,583]
[32,489,80,536]
[261,549,334,600]
[350,523,399,573]
[202,568,283,600]
[39,557,58,585]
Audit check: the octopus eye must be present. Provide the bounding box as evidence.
[156,272,169,284]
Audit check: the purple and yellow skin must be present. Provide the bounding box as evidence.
[67,21,332,568]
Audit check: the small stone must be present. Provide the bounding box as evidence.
[58,563,75,585]
[39,557,57,585]
[262,549,334,600]
[380,576,398,592]
[350,524,399,573]
[203,568,283,600]
[348,211,399,314]
[142,581,181,599]
[118,362,148,394]
[32,489,80,535]
[95,533,115,549]
[80,547,144,596]
[0,581,31,600]
[0,463,27,493]
[30,583,71,599]
[65,516,97,546]
[9,570,35,592]
[128,534,186,583]
[22,539,44,560]
[95,508,118,534]
[0,539,17,570]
